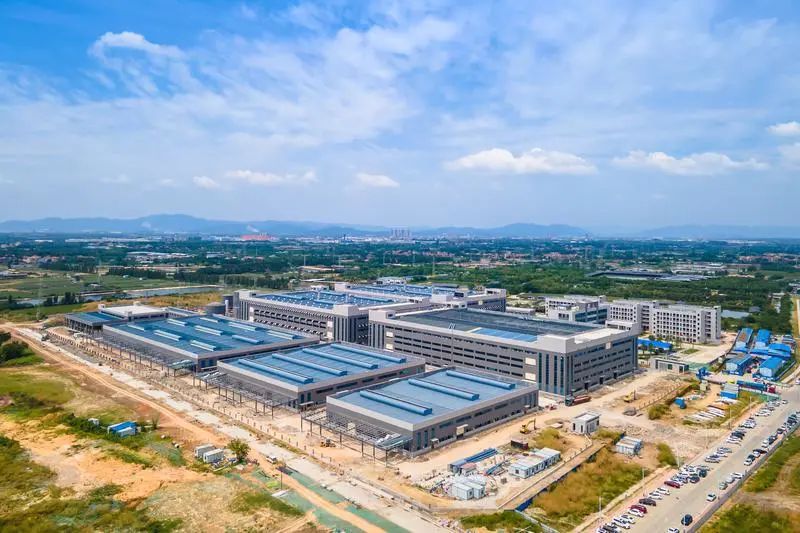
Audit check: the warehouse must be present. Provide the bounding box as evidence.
[215,343,425,409]
[368,307,638,396]
[335,281,507,311]
[234,288,425,344]
[65,303,167,335]
[311,367,538,456]
[758,357,786,380]
[101,314,317,371]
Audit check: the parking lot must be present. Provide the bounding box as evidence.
[595,390,800,533]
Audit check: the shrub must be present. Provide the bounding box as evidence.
[656,443,677,467]
[460,511,536,531]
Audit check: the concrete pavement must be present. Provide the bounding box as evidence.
[626,386,800,532]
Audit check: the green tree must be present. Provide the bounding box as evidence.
[228,439,250,463]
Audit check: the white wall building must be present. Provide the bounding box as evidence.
[607,300,721,345]
[544,295,608,323]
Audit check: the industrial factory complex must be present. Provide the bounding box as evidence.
[99,312,317,371]
[216,343,425,408]
[334,281,507,311]
[233,288,426,344]
[310,367,538,456]
[368,307,638,396]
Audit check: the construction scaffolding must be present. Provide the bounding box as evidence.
[301,408,411,464]
[193,371,294,417]
[96,335,195,375]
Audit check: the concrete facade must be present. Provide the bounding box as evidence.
[335,281,507,311]
[325,367,538,455]
[544,295,608,323]
[369,307,638,396]
[234,289,425,344]
[607,300,721,344]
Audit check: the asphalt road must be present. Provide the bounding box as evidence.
[627,385,800,533]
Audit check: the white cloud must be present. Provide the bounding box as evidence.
[778,143,800,167]
[192,175,221,189]
[355,172,400,188]
[445,148,596,175]
[768,121,800,136]
[157,178,178,187]
[613,150,767,175]
[90,31,184,59]
[239,3,257,20]
[224,169,317,187]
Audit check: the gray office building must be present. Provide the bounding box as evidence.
[234,289,426,345]
[368,308,638,396]
[334,281,506,311]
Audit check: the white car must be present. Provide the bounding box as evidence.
[656,487,670,495]
[629,509,644,518]
[669,528,680,533]
[707,493,717,502]
[732,472,743,479]
[613,519,631,529]
[649,492,663,500]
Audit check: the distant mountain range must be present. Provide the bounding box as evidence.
[0,214,587,238]
[0,215,797,239]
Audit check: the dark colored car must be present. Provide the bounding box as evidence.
[698,470,707,478]
[639,498,657,506]
[689,476,700,483]
[681,514,693,526]
[664,480,680,488]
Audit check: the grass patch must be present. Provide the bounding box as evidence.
[106,447,154,468]
[703,503,797,533]
[530,449,643,529]
[596,429,624,443]
[534,428,567,452]
[0,303,89,323]
[0,370,72,406]
[682,348,699,355]
[746,435,800,492]
[648,403,670,420]
[229,490,304,517]
[656,442,678,467]
[0,353,43,367]
[461,511,537,531]
[146,440,186,467]
[0,434,56,514]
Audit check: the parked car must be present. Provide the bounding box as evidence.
[718,481,728,490]
[707,493,717,502]
[665,480,681,488]
[681,514,694,526]
[638,497,657,506]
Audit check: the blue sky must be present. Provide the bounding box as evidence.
[1,0,799,228]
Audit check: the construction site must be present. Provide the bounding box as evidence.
[2,297,788,532]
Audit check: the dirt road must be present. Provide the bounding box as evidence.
[6,326,385,533]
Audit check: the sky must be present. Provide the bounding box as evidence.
[1,0,799,229]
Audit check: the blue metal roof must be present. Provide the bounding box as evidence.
[348,283,473,299]
[397,308,596,338]
[255,290,398,309]
[332,368,534,424]
[760,357,785,371]
[755,329,771,345]
[67,311,123,325]
[222,343,410,386]
[107,315,307,355]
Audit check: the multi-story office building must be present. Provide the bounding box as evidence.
[607,300,721,344]
[234,289,425,345]
[335,281,506,311]
[368,307,638,396]
[544,295,608,323]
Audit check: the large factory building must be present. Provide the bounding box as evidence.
[368,307,638,396]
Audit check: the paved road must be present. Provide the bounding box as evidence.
[627,385,800,532]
